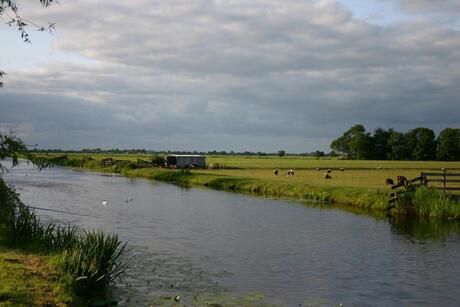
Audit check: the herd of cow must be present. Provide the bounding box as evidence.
[272,168,408,185]
[272,167,345,179]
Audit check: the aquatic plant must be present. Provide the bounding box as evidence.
[57,230,128,295]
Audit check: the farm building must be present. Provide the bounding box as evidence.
[166,155,206,169]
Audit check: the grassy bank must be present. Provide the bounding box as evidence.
[0,178,127,305]
[0,248,70,306]
[44,154,460,219]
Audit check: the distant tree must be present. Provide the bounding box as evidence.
[436,128,460,161]
[386,131,410,160]
[331,124,372,159]
[328,150,338,157]
[372,128,392,160]
[277,150,286,157]
[313,150,325,159]
[406,127,437,161]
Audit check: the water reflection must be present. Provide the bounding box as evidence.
[390,215,460,241]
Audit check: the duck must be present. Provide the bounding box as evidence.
[102,200,109,206]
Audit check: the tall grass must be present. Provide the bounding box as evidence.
[0,178,128,297]
[397,186,460,219]
[57,230,128,295]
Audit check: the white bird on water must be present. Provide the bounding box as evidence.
[102,200,109,206]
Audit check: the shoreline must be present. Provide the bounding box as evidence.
[46,155,460,219]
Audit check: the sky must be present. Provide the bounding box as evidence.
[1,0,460,152]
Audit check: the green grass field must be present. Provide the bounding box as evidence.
[0,248,69,306]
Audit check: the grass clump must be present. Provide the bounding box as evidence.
[397,186,460,219]
[57,230,128,295]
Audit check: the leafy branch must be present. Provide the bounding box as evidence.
[1,0,56,87]
[0,131,51,172]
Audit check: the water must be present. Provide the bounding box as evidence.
[3,164,460,306]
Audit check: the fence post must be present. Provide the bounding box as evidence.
[443,169,447,196]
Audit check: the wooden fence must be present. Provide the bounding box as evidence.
[389,171,460,204]
[421,171,460,194]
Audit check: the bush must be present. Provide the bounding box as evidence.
[151,155,165,167]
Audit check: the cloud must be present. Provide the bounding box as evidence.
[395,0,460,14]
[1,0,460,151]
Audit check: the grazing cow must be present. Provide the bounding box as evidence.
[273,169,279,176]
[396,175,407,185]
[286,169,295,176]
[326,169,332,174]
[385,178,394,185]
[324,173,332,179]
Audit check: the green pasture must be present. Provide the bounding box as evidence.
[42,153,460,170]
[198,169,422,190]
[207,156,460,170]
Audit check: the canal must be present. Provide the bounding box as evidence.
[4,164,460,306]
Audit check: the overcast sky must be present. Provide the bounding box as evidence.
[1,0,460,152]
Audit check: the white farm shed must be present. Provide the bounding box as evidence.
[166,155,206,169]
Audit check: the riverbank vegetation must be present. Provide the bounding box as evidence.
[0,133,128,305]
[0,178,128,305]
[42,154,460,219]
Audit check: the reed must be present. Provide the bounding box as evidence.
[57,230,128,295]
[397,186,460,219]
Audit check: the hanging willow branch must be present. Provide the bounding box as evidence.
[1,0,56,87]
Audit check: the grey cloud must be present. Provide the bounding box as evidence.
[395,0,460,14]
[2,0,460,151]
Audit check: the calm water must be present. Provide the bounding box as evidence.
[4,164,460,306]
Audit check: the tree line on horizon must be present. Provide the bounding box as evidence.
[331,124,460,161]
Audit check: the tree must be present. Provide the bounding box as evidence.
[436,128,460,161]
[313,150,325,159]
[330,124,373,159]
[406,127,437,161]
[1,0,55,87]
[386,131,410,160]
[372,128,392,160]
[277,150,286,157]
[0,131,49,172]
